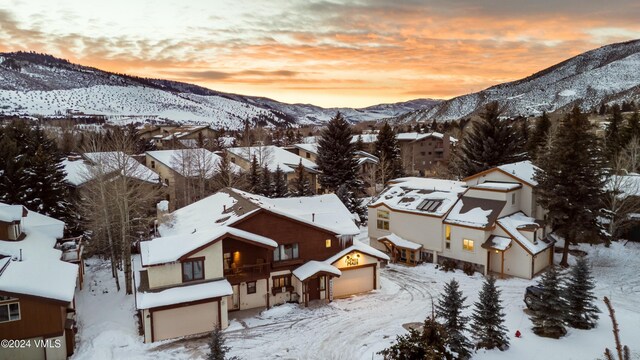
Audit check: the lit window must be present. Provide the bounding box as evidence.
[377,210,390,230]
[445,225,451,240]
[325,239,332,248]
[0,302,20,323]
[463,239,475,252]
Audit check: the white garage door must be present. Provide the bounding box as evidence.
[153,300,218,342]
[332,265,374,298]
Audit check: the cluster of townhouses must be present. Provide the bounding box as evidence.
[1,122,559,357]
[369,160,554,279]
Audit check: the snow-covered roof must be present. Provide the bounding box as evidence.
[227,146,317,173]
[0,205,77,303]
[497,212,552,254]
[141,225,277,266]
[350,134,378,144]
[482,236,512,251]
[472,182,522,191]
[371,177,466,217]
[293,143,318,155]
[445,197,505,229]
[378,233,422,250]
[146,148,241,177]
[136,278,233,309]
[497,161,539,186]
[395,132,457,143]
[292,261,341,282]
[325,240,390,265]
[231,189,360,236]
[605,174,640,198]
[65,152,159,186]
[0,204,23,223]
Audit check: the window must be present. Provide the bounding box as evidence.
[247,281,257,294]
[272,275,291,288]
[463,239,475,252]
[306,153,311,158]
[445,225,451,240]
[0,302,20,323]
[164,178,170,186]
[182,259,204,282]
[511,193,516,205]
[150,160,155,169]
[273,243,299,262]
[418,200,443,212]
[377,210,390,230]
[325,239,332,248]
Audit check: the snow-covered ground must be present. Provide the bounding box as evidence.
[72,240,640,360]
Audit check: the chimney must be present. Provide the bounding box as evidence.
[312,213,315,222]
[19,249,22,262]
[223,205,227,212]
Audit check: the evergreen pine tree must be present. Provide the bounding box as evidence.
[289,160,313,196]
[535,106,605,264]
[207,325,237,360]
[530,266,568,338]
[316,112,365,220]
[436,279,473,359]
[379,316,454,360]
[272,165,288,197]
[354,135,365,151]
[258,164,273,197]
[527,111,552,161]
[247,155,260,192]
[622,110,640,144]
[605,104,624,160]
[565,257,600,329]
[374,122,404,184]
[430,119,438,131]
[0,126,29,205]
[470,276,509,350]
[452,102,526,177]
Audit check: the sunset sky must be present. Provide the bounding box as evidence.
[1,0,639,107]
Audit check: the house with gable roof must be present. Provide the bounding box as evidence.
[135,188,388,343]
[368,160,554,279]
[0,203,80,359]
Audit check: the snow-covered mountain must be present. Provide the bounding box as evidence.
[395,39,640,123]
[0,52,439,129]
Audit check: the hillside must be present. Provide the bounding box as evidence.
[0,52,439,129]
[395,39,640,122]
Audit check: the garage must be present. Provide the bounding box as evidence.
[332,264,375,298]
[152,300,219,342]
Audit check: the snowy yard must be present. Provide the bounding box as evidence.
[72,242,640,360]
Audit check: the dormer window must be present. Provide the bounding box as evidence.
[182,258,204,282]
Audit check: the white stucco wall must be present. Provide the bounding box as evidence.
[440,225,489,272]
[368,205,445,253]
[238,279,268,310]
[147,241,223,289]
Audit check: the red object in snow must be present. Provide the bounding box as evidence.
[515,330,522,338]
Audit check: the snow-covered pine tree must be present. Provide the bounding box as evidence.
[207,325,237,360]
[316,112,365,220]
[527,111,551,162]
[354,135,365,151]
[530,266,568,338]
[247,155,260,193]
[379,316,454,360]
[471,276,509,350]
[374,122,403,184]
[272,165,288,198]
[0,125,29,205]
[258,164,273,197]
[436,279,473,359]
[451,101,526,177]
[289,160,313,197]
[535,106,605,265]
[565,257,600,329]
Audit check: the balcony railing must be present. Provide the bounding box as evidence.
[224,263,270,284]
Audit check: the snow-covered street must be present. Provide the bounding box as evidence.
[72,242,640,360]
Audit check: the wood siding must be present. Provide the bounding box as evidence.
[233,211,343,269]
[0,296,66,340]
